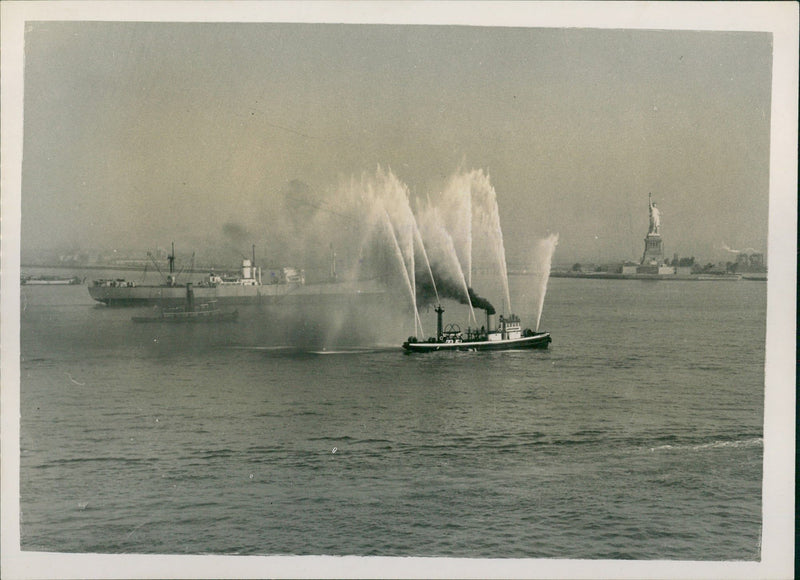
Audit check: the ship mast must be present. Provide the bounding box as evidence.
[168,241,175,274]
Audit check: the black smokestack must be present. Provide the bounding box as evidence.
[435,304,444,339]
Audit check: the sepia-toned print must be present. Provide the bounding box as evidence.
[2,3,796,579]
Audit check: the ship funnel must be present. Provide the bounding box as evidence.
[486,311,496,333]
[435,304,444,340]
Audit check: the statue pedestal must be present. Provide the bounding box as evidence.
[641,233,664,265]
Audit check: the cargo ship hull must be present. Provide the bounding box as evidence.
[89,279,387,306]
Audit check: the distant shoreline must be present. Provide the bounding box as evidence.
[516,271,767,282]
[21,263,768,282]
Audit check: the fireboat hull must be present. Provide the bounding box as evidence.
[403,332,551,353]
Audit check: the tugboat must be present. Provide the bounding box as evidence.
[402,305,551,353]
[131,283,238,323]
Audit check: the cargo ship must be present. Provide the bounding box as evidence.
[402,305,551,353]
[89,244,387,307]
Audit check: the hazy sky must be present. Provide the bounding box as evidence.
[21,21,772,265]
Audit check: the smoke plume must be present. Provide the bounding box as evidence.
[417,275,495,315]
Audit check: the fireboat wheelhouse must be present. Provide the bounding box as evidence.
[402,305,551,353]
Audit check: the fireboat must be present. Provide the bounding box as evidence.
[402,305,551,353]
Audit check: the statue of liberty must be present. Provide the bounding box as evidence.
[648,193,661,235]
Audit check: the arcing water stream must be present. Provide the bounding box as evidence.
[339,166,557,337]
[531,233,559,331]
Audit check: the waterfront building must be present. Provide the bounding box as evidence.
[658,264,676,275]
[622,262,638,275]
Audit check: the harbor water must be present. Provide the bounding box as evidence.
[19,273,765,560]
